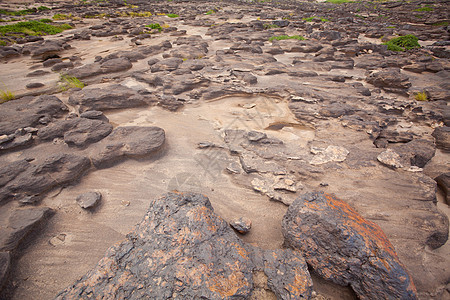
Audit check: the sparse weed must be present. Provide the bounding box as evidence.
[302,16,329,22]
[414,6,433,12]
[52,13,72,20]
[263,23,280,29]
[166,13,179,18]
[0,87,14,103]
[414,91,428,101]
[59,74,85,91]
[205,10,215,15]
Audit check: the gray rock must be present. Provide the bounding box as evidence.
[66,63,102,79]
[26,82,45,89]
[151,58,183,72]
[68,84,147,113]
[366,69,411,94]
[0,129,33,151]
[0,207,53,251]
[394,139,435,168]
[247,131,267,142]
[76,192,101,209]
[310,145,349,165]
[100,57,132,74]
[38,118,113,147]
[22,40,68,59]
[282,192,418,300]
[90,126,165,168]
[230,217,252,234]
[56,193,312,299]
[26,70,50,77]
[0,95,67,135]
[377,149,404,169]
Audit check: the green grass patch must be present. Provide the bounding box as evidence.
[59,74,85,91]
[145,23,162,31]
[302,16,329,22]
[383,34,420,51]
[414,6,433,12]
[0,40,6,46]
[205,10,215,15]
[269,35,305,42]
[326,0,352,3]
[39,18,53,23]
[37,6,51,11]
[0,20,72,36]
[431,21,449,26]
[166,13,179,18]
[52,13,72,20]
[0,8,35,16]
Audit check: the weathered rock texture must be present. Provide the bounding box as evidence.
[56,192,312,299]
[282,192,418,300]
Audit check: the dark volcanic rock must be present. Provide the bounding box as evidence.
[366,68,411,94]
[68,84,147,112]
[0,153,91,203]
[38,117,113,147]
[0,95,67,135]
[432,126,450,151]
[230,217,252,234]
[56,192,312,299]
[151,57,184,72]
[90,126,165,168]
[76,191,101,209]
[0,207,53,251]
[100,57,132,73]
[22,40,69,59]
[282,192,418,300]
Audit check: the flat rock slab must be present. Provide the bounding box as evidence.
[0,153,91,204]
[76,191,101,209]
[282,191,417,300]
[68,84,147,113]
[90,126,165,168]
[38,117,113,147]
[0,207,53,252]
[0,95,67,135]
[56,192,312,299]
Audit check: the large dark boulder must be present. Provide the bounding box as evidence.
[432,126,450,152]
[56,193,312,299]
[90,126,165,168]
[282,192,418,300]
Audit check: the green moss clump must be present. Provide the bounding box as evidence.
[302,16,329,22]
[269,35,305,42]
[166,13,179,18]
[383,35,420,51]
[326,0,352,3]
[145,23,162,32]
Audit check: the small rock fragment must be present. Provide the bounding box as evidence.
[76,192,101,209]
[230,217,252,234]
[377,149,404,169]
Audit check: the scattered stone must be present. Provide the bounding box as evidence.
[56,193,312,299]
[230,217,252,234]
[247,131,267,142]
[76,192,101,209]
[377,149,404,169]
[310,145,349,165]
[283,192,418,300]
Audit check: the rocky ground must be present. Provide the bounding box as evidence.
[0,0,449,299]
